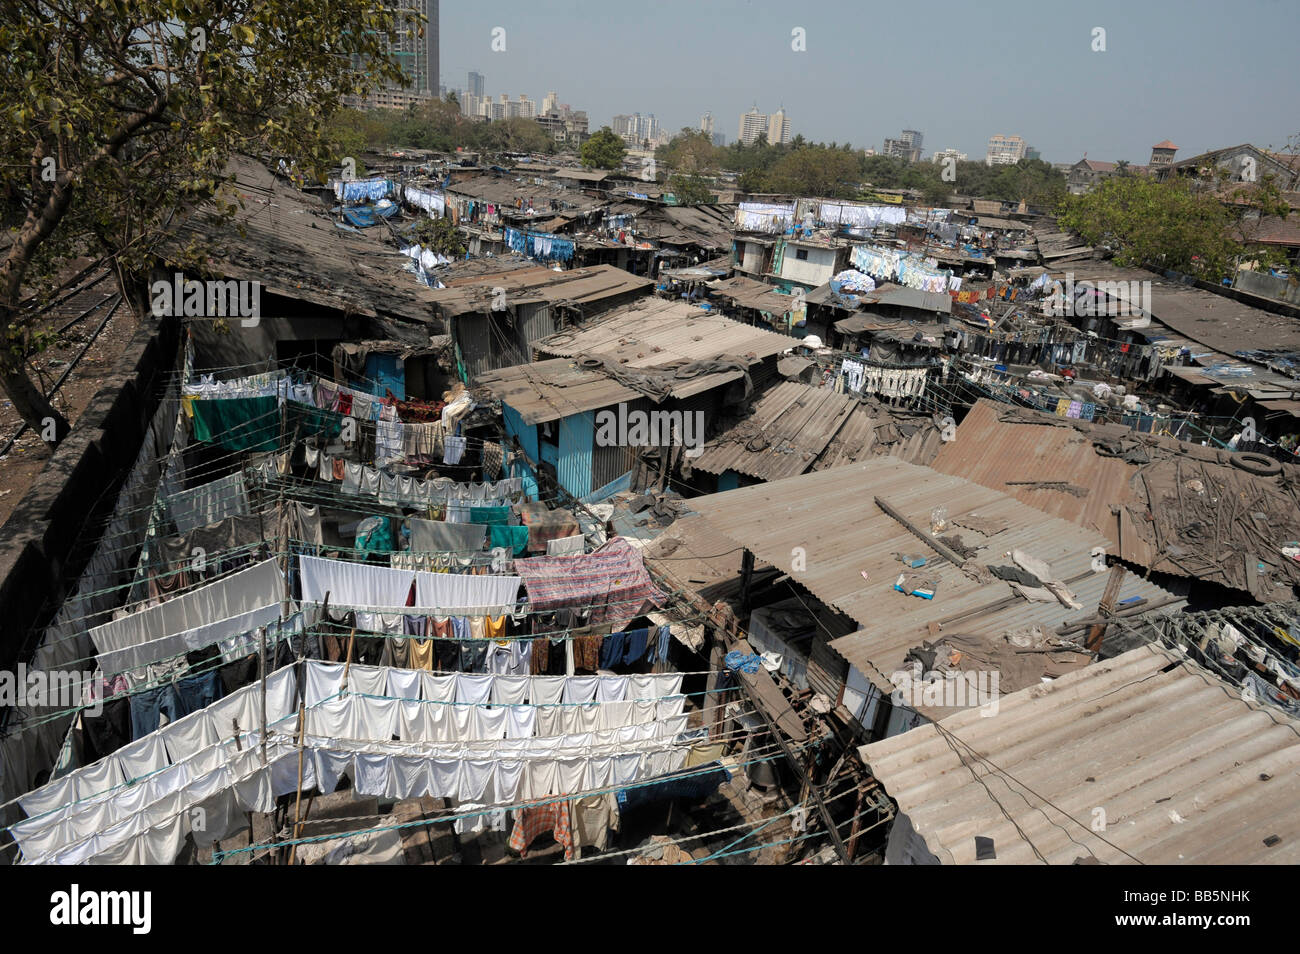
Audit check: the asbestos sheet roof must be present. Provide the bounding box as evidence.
[477,302,793,421]
[691,381,943,480]
[708,275,796,313]
[475,357,637,424]
[686,457,1185,698]
[860,644,1300,864]
[929,399,1300,601]
[445,174,605,214]
[428,264,652,316]
[535,298,794,369]
[173,156,439,322]
[1057,263,1300,356]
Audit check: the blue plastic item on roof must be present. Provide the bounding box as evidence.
[724,651,761,675]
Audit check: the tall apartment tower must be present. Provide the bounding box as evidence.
[738,106,768,146]
[767,107,791,146]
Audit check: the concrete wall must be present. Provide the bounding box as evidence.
[0,315,180,673]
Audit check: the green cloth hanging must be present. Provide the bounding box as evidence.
[286,400,344,439]
[469,505,510,526]
[488,523,528,556]
[191,396,279,452]
[355,516,394,553]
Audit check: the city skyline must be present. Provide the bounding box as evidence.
[436,0,1298,164]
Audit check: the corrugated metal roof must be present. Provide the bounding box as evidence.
[476,358,636,424]
[707,275,795,314]
[477,303,795,424]
[691,381,859,480]
[861,644,1300,864]
[174,157,439,322]
[1059,263,1300,356]
[691,382,944,480]
[930,399,1300,600]
[535,298,794,369]
[685,457,1185,698]
[429,264,652,316]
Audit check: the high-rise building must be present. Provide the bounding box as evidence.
[932,148,967,164]
[986,134,1027,166]
[738,106,768,146]
[712,132,726,147]
[612,112,658,145]
[386,0,438,92]
[345,0,439,107]
[883,129,923,162]
[767,108,791,146]
[468,71,484,98]
[701,112,715,137]
[542,91,558,114]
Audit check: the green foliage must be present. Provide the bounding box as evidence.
[1058,176,1244,276]
[580,127,627,170]
[0,0,418,436]
[656,130,718,175]
[407,215,465,257]
[667,173,713,205]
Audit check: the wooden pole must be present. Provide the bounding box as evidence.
[288,704,307,865]
[258,625,268,765]
[873,495,968,567]
[342,627,357,691]
[1084,564,1127,654]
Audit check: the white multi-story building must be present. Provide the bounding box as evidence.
[932,147,967,164]
[767,108,791,146]
[986,135,1027,166]
[701,112,715,137]
[738,106,769,146]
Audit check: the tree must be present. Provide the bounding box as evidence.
[0,1,412,448]
[668,173,713,205]
[1058,176,1245,277]
[580,127,626,170]
[766,146,861,198]
[407,216,465,257]
[655,130,718,175]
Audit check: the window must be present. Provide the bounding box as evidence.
[795,248,809,261]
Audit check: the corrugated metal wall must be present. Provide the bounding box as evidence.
[808,636,848,704]
[517,302,558,361]
[455,313,493,381]
[558,411,595,498]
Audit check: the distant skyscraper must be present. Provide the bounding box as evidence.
[884,129,923,162]
[738,106,768,146]
[542,91,558,114]
[767,108,791,146]
[347,0,439,104]
[701,112,715,137]
[986,134,1027,166]
[468,70,484,98]
[712,132,726,147]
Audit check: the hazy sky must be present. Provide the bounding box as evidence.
[438,0,1299,164]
